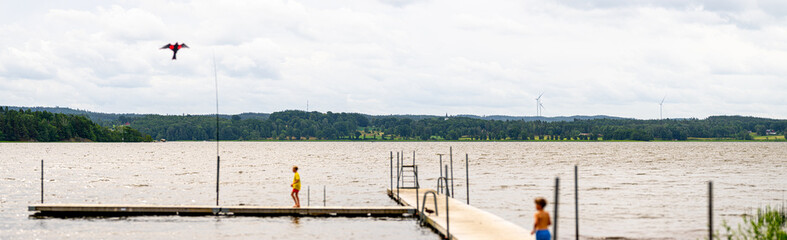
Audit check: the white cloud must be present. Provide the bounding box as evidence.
[0,0,786,119]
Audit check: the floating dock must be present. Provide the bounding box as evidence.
[29,204,415,217]
[389,188,533,240]
[29,190,534,239]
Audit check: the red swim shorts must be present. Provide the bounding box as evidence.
[292,188,300,193]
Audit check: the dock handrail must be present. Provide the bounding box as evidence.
[436,177,450,197]
[419,190,439,223]
[429,169,452,239]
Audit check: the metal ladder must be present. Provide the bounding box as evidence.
[398,152,419,189]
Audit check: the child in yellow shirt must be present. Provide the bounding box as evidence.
[290,166,301,208]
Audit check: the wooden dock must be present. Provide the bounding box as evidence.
[29,204,415,217]
[29,190,535,239]
[389,188,533,240]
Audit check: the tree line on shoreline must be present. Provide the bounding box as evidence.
[2,108,786,142]
[127,110,787,141]
[0,108,151,142]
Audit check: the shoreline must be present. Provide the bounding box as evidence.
[2,139,786,143]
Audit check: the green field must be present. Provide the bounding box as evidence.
[752,134,785,140]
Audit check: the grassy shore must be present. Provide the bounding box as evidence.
[3,134,786,143]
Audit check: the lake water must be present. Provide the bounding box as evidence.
[1,142,785,239]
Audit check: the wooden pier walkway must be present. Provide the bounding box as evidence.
[29,204,415,217]
[29,190,534,239]
[389,188,533,240]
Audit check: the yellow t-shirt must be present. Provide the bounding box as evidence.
[292,172,301,190]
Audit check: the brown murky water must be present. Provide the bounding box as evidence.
[1,142,785,239]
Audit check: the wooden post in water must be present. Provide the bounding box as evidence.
[40,159,44,204]
[554,177,559,240]
[465,154,469,205]
[709,181,713,240]
[575,165,579,240]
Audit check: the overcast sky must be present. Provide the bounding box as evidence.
[1,0,786,119]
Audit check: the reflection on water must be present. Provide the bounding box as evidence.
[0,142,785,239]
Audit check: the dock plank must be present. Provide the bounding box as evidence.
[29,204,415,217]
[389,188,534,240]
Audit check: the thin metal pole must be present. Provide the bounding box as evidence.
[214,53,220,206]
[40,159,44,204]
[390,151,393,192]
[465,154,469,205]
[444,172,450,240]
[438,154,444,180]
[416,166,420,212]
[575,165,579,240]
[554,177,559,240]
[414,151,419,211]
[450,147,454,198]
[323,185,326,207]
[444,165,450,197]
[307,186,310,207]
[396,152,400,198]
[216,156,220,206]
[709,181,713,240]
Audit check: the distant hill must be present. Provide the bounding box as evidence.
[4,106,270,126]
[4,106,785,141]
[5,106,143,125]
[453,114,627,122]
[0,107,151,142]
[4,106,623,123]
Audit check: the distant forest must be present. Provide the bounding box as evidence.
[126,110,786,141]
[2,107,787,142]
[0,108,151,142]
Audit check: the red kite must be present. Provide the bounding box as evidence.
[160,42,189,60]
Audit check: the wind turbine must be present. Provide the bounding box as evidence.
[535,92,544,117]
[659,96,665,120]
